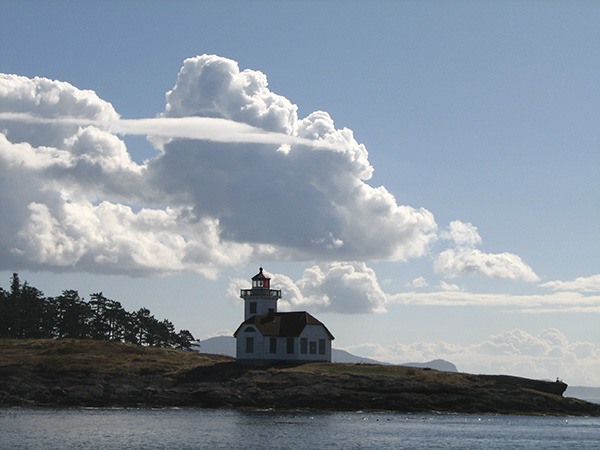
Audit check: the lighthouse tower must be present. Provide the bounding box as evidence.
[239,267,282,320]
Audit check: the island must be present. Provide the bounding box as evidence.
[1,339,599,416]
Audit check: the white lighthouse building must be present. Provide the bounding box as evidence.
[234,267,334,364]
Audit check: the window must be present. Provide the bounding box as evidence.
[319,339,326,355]
[310,341,317,355]
[246,337,254,353]
[244,326,256,332]
[300,338,307,354]
[269,337,277,354]
[249,302,257,314]
[287,338,294,354]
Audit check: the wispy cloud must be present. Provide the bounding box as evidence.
[0,112,332,148]
[388,289,600,309]
[517,306,600,314]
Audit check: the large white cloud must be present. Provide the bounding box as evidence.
[0,72,249,275]
[345,328,600,386]
[151,55,437,262]
[0,55,439,276]
[289,262,388,313]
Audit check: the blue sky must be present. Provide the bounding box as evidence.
[1,1,599,385]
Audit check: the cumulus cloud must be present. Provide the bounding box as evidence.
[14,201,252,278]
[0,55,437,276]
[151,55,436,262]
[163,55,298,135]
[434,221,539,281]
[434,248,540,281]
[540,274,600,293]
[344,328,600,385]
[475,329,552,357]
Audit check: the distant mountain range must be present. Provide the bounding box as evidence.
[196,336,458,372]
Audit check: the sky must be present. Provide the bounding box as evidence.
[1,1,599,385]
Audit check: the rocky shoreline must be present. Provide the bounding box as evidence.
[1,339,599,416]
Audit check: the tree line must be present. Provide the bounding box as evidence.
[0,273,196,350]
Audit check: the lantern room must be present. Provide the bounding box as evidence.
[252,267,270,288]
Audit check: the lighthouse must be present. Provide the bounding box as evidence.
[234,267,334,364]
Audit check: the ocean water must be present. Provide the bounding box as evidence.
[1,408,599,449]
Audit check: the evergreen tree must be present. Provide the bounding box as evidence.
[88,293,112,340]
[0,286,9,337]
[133,308,153,345]
[10,276,50,339]
[1,274,196,350]
[104,299,128,341]
[156,319,176,348]
[175,330,196,351]
[2,274,22,338]
[52,290,92,338]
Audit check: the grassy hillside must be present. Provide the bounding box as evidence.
[1,339,598,415]
[0,338,230,376]
[0,339,468,387]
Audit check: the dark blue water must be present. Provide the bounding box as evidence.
[1,408,599,449]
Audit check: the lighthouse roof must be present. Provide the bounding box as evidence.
[234,311,335,340]
[251,267,270,281]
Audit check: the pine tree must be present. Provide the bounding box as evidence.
[52,290,92,338]
[0,274,197,350]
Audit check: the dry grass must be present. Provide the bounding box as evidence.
[0,339,473,385]
[265,361,472,385]
[0,339,232,377]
